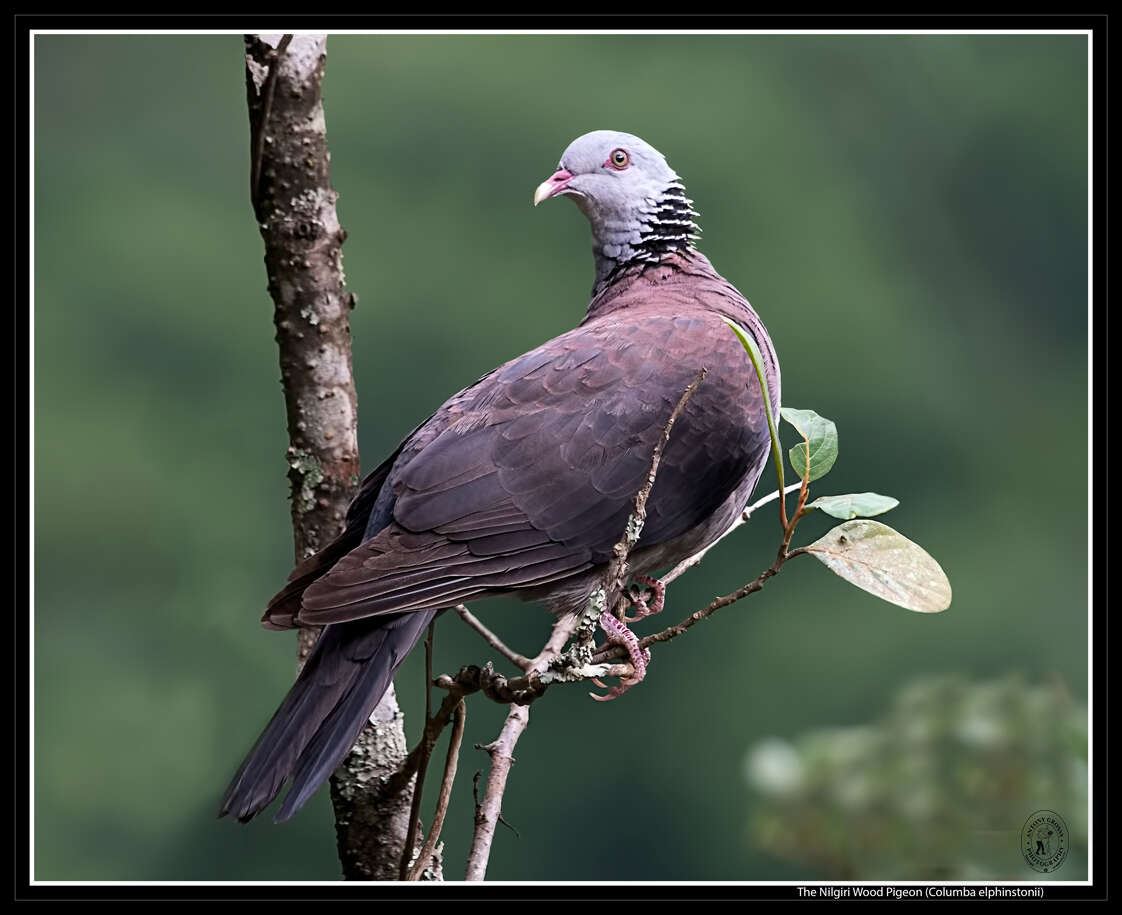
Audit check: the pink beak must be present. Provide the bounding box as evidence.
[533,169,574,206]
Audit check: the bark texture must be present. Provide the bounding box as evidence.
[245,33,359,584]
[244,33,436,881]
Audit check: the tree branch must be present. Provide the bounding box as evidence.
[407,700,466,881]
[602,546,809,663]
[454,604,532,670]
[602,367,708,622]
[399,622,437,879]
[387,370,801,880]
[463,611,580,881]
[244,32,429,881]
[244,35,806,883]
[462,373,708,879]
[660,482,803,587]
[465,705,529,882]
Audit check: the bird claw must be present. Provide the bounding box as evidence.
[620,576,666,624]
[588,610,653,702]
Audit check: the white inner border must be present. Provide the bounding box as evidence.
[27,26,1095,889]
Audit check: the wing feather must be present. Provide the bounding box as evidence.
[295,302,774,626]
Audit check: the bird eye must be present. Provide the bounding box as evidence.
[608,148,630,170]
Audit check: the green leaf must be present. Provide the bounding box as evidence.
[809,492,899,520]
[724,318,784,496]
[804,519,952,613]
[780,407,837,483]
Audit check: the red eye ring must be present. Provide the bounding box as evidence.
[605,148,630,170]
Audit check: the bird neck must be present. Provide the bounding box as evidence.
[587,181,701,296]
[582,248,709,321]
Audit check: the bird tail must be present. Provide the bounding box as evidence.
[218,609,436,823]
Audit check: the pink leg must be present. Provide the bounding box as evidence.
[590,611,653,702]
[620,576,666,624]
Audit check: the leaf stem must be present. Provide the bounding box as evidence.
[779,428,813,556]
[723,319,785,528]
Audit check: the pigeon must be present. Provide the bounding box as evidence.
[219,129,781,824]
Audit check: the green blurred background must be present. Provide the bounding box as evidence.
[33,34,1088,881]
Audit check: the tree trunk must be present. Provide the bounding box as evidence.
[243,32,438,881]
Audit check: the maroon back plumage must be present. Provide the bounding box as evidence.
[270,252,778,627]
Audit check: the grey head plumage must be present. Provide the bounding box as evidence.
[534,130,701,290]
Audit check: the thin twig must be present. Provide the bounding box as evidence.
[389,650,557,805]
[407,700,466,881]
[592,445,815,669]
[454,604,532,670]
[660,482,804,587]
[463,612,578,881]
[422,486,809,703]
[464,704,528,881]
[590,546,810,666]
[463,375,708,878]
[387,373,811,880]
[602,368,708,620]
[386,689,465,798]
[399,621,436,879]
[530,611,581,669]
[778,431,814,556]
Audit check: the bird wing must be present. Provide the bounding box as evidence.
[295,310,770,626]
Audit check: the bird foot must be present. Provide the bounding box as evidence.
[589,610,652,702]
[620,575,665,624]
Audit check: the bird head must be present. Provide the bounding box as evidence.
[534,130,701,287]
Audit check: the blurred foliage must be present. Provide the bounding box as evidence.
[746,675,1088,879]
[33,34,1087,880]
